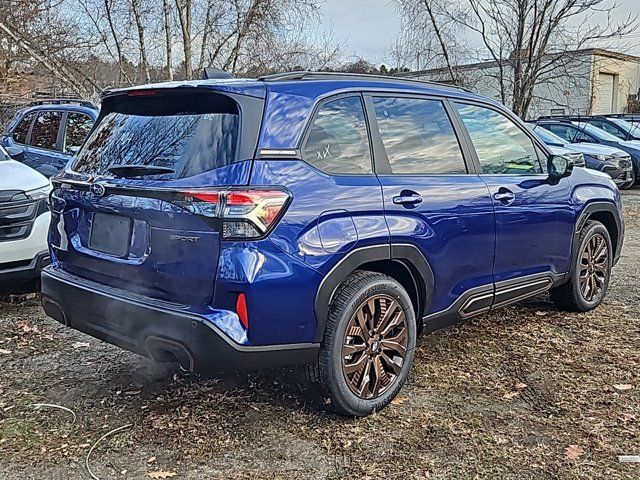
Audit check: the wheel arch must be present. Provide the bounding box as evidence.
[313,244,434,342]
[574,201,622,265]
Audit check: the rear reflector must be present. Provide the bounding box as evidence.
[236,293,249,329]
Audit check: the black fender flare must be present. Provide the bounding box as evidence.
[574,201,623,267]
[313,243,434,342]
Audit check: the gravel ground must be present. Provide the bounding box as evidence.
[0,189,639,479]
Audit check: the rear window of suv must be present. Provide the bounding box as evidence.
[72,91,239,179]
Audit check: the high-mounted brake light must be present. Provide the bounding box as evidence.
[127,89,158,97]
[175,188,290,239]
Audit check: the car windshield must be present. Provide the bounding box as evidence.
[534,126,567,145]
[577,122,622,142]
[607,118,640,137]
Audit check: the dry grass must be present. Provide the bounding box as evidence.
[0,191,639,479]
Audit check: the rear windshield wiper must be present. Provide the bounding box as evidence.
[107,164,175,178]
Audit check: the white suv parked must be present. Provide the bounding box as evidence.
[0,145,51,283]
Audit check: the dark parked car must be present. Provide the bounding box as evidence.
[535,118,639,185]
[1,99,98,177]
[41,72,624,416]
[531,124,634,189]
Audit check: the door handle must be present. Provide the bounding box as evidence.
[393,193,423,205]
[493,189,515,204]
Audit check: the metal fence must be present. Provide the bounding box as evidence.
[0,87,83,133]
[0,95,32,132]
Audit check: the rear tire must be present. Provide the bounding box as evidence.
[312,271,416,416]
[550,220,612,312]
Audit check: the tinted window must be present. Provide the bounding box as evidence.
[373,97,466,174]
[64,113,94,154]
[12,112,35,144]
[545,124,579,142]
[456,104,542,174]
[588,120,624,139]
[302,96,372,174]
[73,112,238,179]
[30,111,62,150]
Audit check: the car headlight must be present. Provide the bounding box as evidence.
[594,154,613,162]
[25,184,52,201]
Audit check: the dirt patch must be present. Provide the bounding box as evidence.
[1,190,640,479]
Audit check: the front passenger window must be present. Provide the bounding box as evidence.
[455,103,542,174]
[302,96,372,175]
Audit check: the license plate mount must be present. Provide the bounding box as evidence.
[89,212,132,257]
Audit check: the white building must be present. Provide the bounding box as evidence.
[400,49,640,119]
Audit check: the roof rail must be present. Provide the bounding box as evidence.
[537,114,586,121]
[257,71,472,93]
[29,98,97,109]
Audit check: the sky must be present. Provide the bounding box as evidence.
[317,0,640,66]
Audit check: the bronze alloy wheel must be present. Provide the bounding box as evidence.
[341,294,408,399]
[579,232,609,302]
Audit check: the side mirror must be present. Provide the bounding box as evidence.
[5,145,25,161]
[66,145,81,155]
[548,155,573,179]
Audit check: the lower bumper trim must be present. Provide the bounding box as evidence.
[41,267,320,372]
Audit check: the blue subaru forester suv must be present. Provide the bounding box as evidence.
[41,72,624,416]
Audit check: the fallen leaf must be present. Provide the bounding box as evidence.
[148,471,177,479]
[565,444,584,460]
[503,391,519,399]
[535,311,546,316]
[147,456,157,463]
[71,342,90,349]
[0,348,11,355]
[613,384,634,391]
[515,382,528,389]
[391,396,408,405]
[124,390,142,396]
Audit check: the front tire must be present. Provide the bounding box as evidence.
[313,271,417,416]
[550,220,612,312]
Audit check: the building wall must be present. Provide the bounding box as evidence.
[405,51,640,119]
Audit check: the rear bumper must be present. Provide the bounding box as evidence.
[0,251,50,283]
[40,267,319,371]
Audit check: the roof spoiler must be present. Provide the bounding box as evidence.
[202,68,234,80]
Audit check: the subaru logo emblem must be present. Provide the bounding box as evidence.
[90,183,106,197]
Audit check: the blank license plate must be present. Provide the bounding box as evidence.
[89,213,132,257]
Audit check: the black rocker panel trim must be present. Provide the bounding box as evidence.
[421,272,563,333]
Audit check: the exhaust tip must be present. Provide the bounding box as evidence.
[144,336,195,372]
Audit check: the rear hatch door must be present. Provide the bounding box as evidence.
[49,86,263,307]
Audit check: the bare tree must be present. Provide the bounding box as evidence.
[395,0,638,118]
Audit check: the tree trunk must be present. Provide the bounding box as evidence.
[163,0,173,80]
[175,0,192,79]
[0,20,97,99]
[130,0,150,83]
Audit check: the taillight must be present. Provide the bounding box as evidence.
[175,188,290,239]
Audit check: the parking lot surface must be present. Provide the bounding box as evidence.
[1,190,639,479]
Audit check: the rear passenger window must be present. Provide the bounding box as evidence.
[64,113,94,154]
[30,111,62,150]
[373,97,467,174]
[12,112,35,144]
[545,124,578,143]
[455,103,542,175]
[302,96,372,174]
